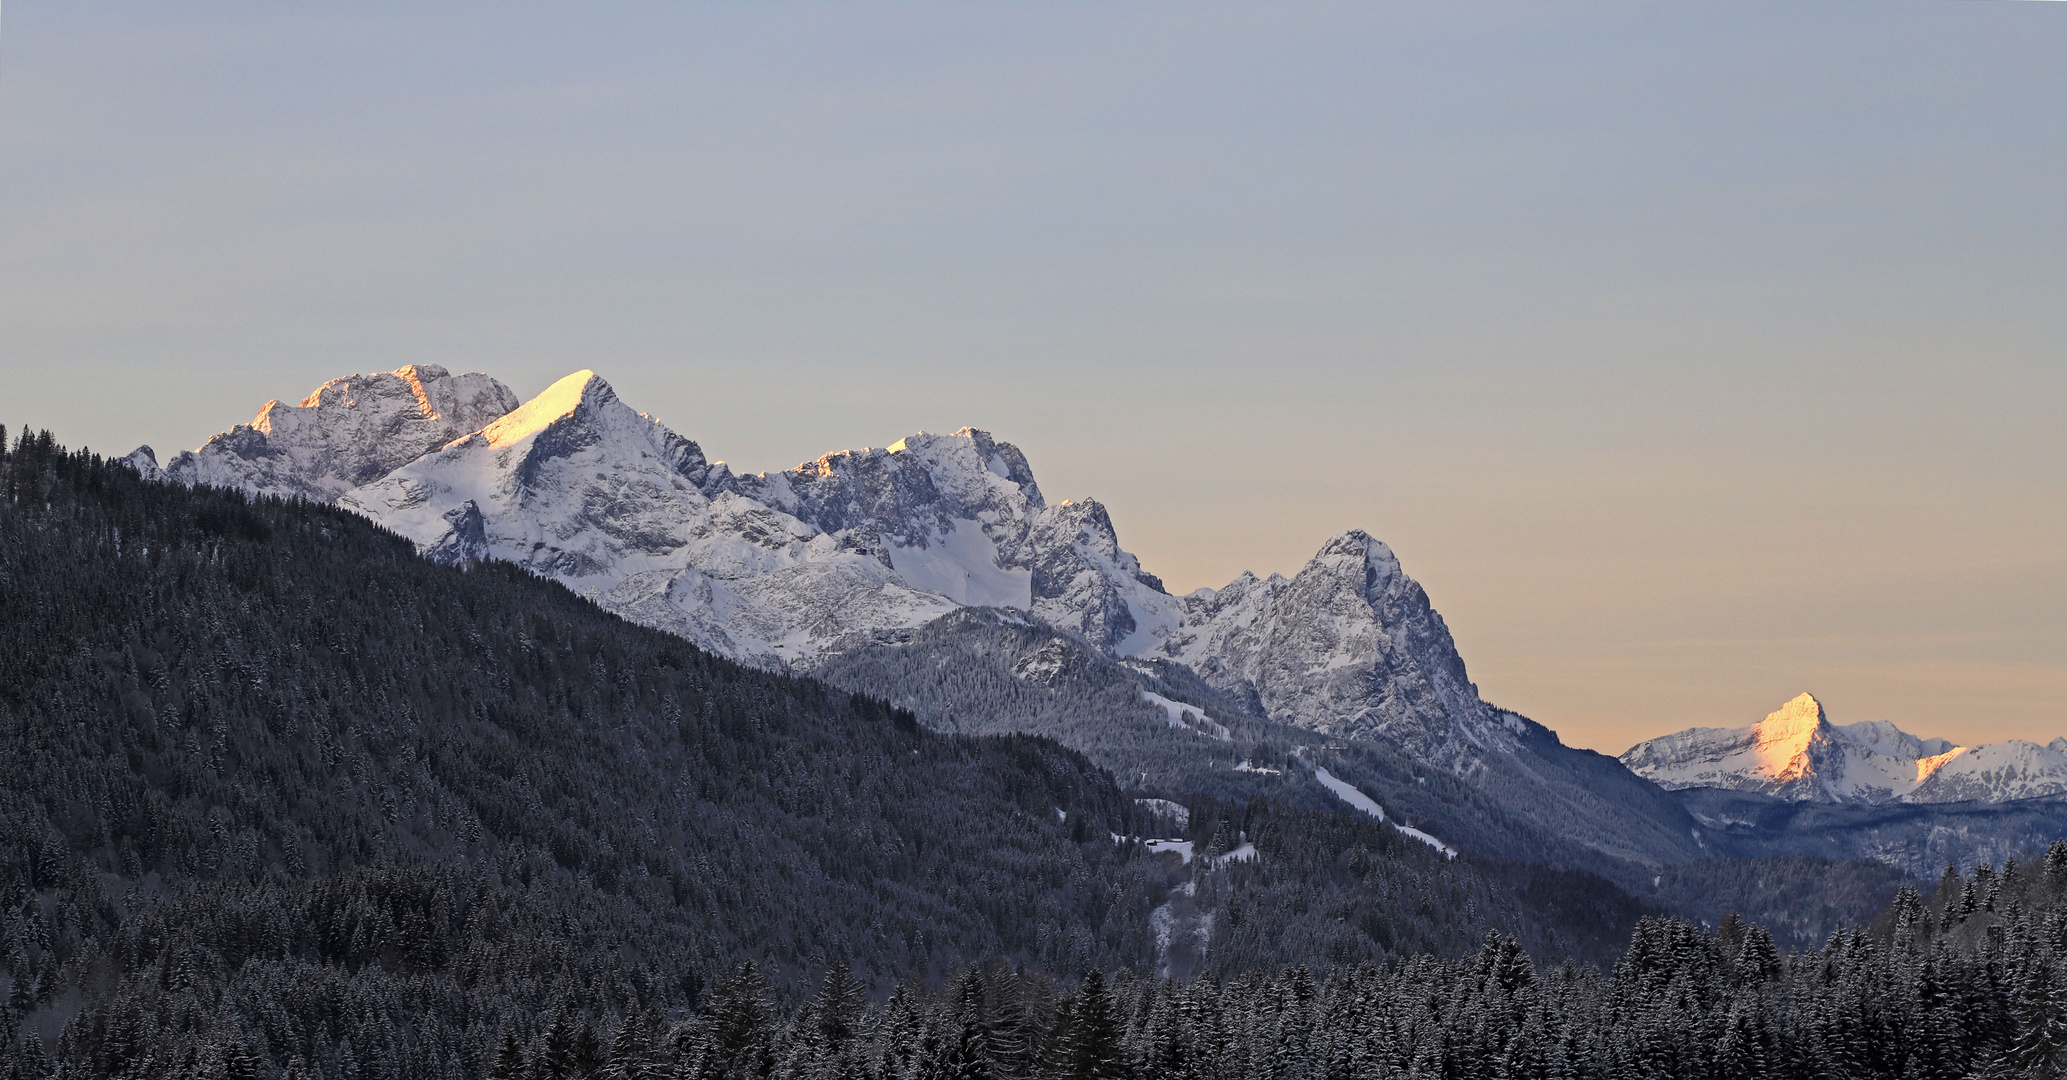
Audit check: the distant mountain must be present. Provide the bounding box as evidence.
[1672,786,2067,878]
[1622,692,2067,804]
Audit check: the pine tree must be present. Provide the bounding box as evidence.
[573,1021,605,1079]
[219,1035,264,1080]
[981,967,1042,1080]
[1968,1050,2019,1080]
[875,983,928,1080]
[603,1011,665,1080]
[15,1033,51,1080]
[1034,996,1077,1080]
[1735,926,1780,985]
[1710,1005,1760,1080]
[1055,972,1122,1080]
[536,1013,580,1080]
[815,963,867,1057]
[490,1030,527,1080]
[2011,963,2067,1079]
[1495,1005,1549,1080]
[698,961,775,1080]
[2044,842,2067,887]
[927,972,994,1080]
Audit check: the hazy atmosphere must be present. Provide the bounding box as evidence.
[4,2,2061,753]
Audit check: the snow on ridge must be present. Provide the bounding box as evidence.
[1313,767,1385,819]
[481,369,608,447]
[1134,798,1191,829]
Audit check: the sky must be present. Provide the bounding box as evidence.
[2,2,2062,753]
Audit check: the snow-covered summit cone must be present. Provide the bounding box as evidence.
[341,370,960,662]
[132,365,518,502]
[1620,693,2067,804]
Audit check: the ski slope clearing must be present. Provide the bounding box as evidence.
[1314,766,1456,858]
[1140,691,1233,741]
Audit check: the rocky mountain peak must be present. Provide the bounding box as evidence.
[752,426,1045,539]
[1749,693,1831,781]
[1758,693,1827,735]
[1306,529,1409,601]
[134,365,518,502]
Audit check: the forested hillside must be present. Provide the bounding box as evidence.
[1645,857,1914,952]
[0,427,1164,1074]
[820,609,1666,889]
[0,429,1697,1079]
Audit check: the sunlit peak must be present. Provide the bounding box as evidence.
[483,370,604,448]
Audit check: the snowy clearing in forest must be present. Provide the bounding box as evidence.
[1313,766,1456,858]
[1140,691,1232,741]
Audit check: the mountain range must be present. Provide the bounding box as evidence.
[126,365,1710,868]
[124,363,2067,878]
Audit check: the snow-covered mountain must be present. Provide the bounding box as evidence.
[1622,693,2067,804]
[333,369,1182,667]
[1144,531,1523,772]
[127,365,518,502]
[126,366,1548,756]
[127,364,1710,862]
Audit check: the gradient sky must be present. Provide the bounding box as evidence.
[3,3,2062,753]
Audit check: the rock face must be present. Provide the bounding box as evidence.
[1622,693,2067,804]
[132,365,519,502]
[130,364,1712,862]
[723,427,1179,658]
[341,370,946,664]
[1143,531,1513,772]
